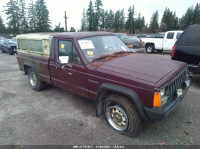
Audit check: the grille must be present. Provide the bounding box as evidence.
[167,69,187,99]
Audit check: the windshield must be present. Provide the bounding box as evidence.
[78,36,131,63]
[119,34,129,39]
[12,37,16,42]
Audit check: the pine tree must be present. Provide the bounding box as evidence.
[87,0,94,31]
[81,8,87,31]
[106,10,115,31]
[35,0,51,32]
[70,27,76,32]
[4,0,20,34]
[149,11,159,33]
[193,3,200,24]
[119,9,125,32]
[28,0,37,32]
[114,10,121,32]
[94,0,103,31]
[0,16,6,34]
[126,5,135,34]
[18,0,29,33]
[100,9,106,30]
[54,23,64,32]
[179,7,194,30]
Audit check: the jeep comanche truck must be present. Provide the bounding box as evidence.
[16,32,190,137]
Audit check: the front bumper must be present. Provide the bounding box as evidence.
[144,79,191,121]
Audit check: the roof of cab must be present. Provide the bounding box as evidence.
[17,32,115,40]
[53,32,115,39]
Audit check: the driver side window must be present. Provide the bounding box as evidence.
[58,40,81,64]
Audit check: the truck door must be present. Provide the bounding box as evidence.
[49,39,89,98]
[163,32,176,51]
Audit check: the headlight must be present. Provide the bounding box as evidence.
[153,87,169,108]
[160,88,165,98]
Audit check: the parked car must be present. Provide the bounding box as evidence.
[115,33,145,52]
[16,32,190,137]
[172,24,200,74]
[1,39,17,55]
[141,31,183,53]
[137,34,148,39]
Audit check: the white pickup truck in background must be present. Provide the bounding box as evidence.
[141,31,183,53]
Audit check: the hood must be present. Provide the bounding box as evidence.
[122,39,139,44]
[96,54,185,84]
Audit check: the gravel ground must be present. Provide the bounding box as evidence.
[0,51,199,145]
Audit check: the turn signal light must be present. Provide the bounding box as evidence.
[127,45,131,48]
[153,92,161,108]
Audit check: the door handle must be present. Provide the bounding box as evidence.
[62,65,72,76]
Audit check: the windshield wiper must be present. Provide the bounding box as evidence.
[112,51,133,55]
[91,54,117,63]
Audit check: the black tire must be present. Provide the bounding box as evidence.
[103,93,142,137]
[157,49,163,52]
[1,47,4,53]
[146,44,155,53]
[28,68,46,91]
[8,49,13,55]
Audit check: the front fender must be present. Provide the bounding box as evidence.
[95,83,149,122]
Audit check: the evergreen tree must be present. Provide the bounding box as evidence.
[87,0,94,31]
[70,27,76,32]
[94,0,103,31]
[179,7,194,29]
[193,3,200,24]
[18,0,29,33]
[126,5,135,34]
[119,9,125,32]
[4,0,20,34]
[54,23,64,32]
[100,9,106,30]
[28,0,37,32]
[114,10,121,32]
[149,11,159,33]
[106,10,115,31]
[81,8,87,31]
[0,16,6,34]
[35,0,51,32]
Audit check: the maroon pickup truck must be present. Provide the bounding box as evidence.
[16,32,190,137]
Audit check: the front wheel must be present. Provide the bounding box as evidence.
[146,45,155,53]
[103,94,142,137]
[28,68,46,91]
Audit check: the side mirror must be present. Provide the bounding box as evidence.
[59,56,69,64]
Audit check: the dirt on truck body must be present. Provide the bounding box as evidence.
[16,32,191,137]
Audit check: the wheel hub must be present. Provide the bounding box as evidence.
[30,72,37,87]
[106,105,128,132]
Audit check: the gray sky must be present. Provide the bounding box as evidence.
[0,0,199,31]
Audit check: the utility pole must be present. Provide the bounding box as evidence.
[64,11,68,32]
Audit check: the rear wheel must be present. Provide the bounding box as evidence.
[146,44,155,53]
[9,49,13,55]
[103,93,142,137]
[28,68,46,91]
